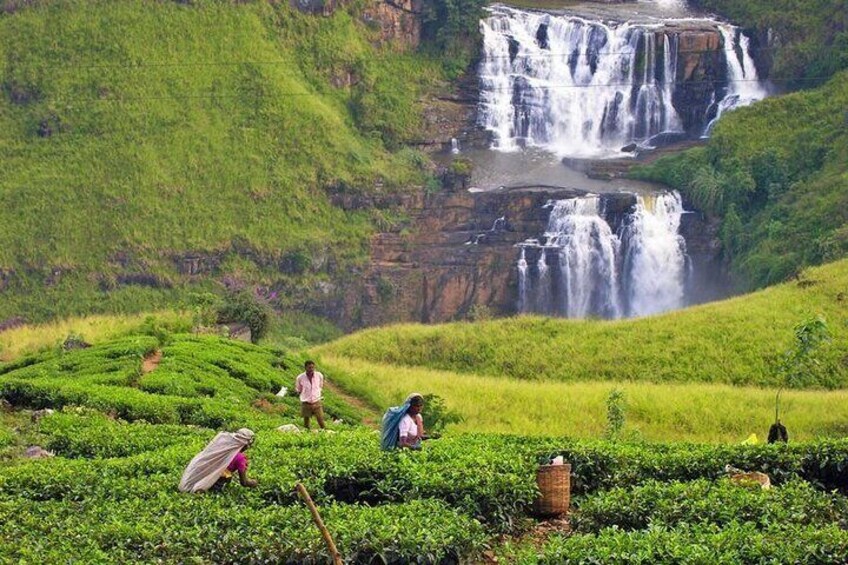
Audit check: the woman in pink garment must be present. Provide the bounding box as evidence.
[179,428,258,493]
[216,443,258,489]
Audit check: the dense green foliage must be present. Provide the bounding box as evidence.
[3,410,848,561]
[0,333,361,429]
[320,260,848,388]
[529,523,848,564]
[421,0,488,74]
[691,0,848,86]
[632,70,848,288]
[572,478,848,532]
[0,0,450,322]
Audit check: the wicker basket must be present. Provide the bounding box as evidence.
[534,463,571,517]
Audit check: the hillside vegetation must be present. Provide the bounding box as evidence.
[319,259,848,388]
[634,71,848,289]
[0,0,459,322]
[691,0,848,86]
[0,311,189,361]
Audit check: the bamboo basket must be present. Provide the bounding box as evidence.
[534,463,571,517]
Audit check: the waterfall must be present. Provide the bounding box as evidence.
[479,6,768,156]
[535,248,551,314]
[519,192,688,318]
[704,25,769,134]
[451,138,461,154]
[621,192,687,316]
[546,198,622,318]
[517,247,528,313]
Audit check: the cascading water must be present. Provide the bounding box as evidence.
[478,6,768,156]
[517,192,688,318]
[620,192,687,317]
[703,25,770,134]
[517,247,529,313]
[547,197,622,318]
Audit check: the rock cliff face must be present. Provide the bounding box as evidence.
[325,187,725,330]
[361,0,424,47]
[665,24,726,135]
[292,0,424,47]
[327,188,573,329]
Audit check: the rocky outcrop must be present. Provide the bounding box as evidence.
[665,24,726,135]
[329,188,576,328]
[292,0,425,48]
[361,0,425,47]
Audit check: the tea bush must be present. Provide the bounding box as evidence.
[532,523,848,564]
[0,334,361,430]
[572,479,848,532]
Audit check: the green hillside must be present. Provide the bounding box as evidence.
[319,260,848,388]
[0,0,453,321]
[320,354,848,441]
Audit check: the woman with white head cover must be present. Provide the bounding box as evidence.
[179,428,257,493]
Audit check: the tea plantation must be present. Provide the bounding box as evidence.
[0,333,847,563]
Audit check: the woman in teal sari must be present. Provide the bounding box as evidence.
[381,393,425,451]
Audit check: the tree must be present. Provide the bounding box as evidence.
[770,316,830,442]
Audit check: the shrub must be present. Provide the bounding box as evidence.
[535,523,848,564]
[217,290,272,343]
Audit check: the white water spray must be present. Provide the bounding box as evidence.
[479,7,768,156]
[520,192,688,318]
[621,192,687,316]
[704,25,769,134]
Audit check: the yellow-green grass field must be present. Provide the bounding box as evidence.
[320,354,848,442]
[0,311,189,362]
[319,260,848,389]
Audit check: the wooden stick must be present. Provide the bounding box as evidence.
[296,483,343,565]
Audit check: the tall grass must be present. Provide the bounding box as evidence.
[320,354,848,442]
[0,311,189,361]
[319,260,848,388]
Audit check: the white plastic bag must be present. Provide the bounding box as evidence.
[276,386,288,398]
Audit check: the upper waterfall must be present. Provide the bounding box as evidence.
[478,6,770,157]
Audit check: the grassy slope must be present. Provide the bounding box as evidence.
[0,0,443,320]
[321,354,848,442]
[0,311,190,362]
[319,259,848,388]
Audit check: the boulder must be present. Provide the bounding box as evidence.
[30,408,55,423]
[277,424,302,434]
[62,336,90,351]
[24,446,54,459]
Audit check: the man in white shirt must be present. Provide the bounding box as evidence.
[295,360,326,430]
[398,394,424,449]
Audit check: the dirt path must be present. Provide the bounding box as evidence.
[323,380,379,428]
[484,517,571,563]
[141,349,162,374]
